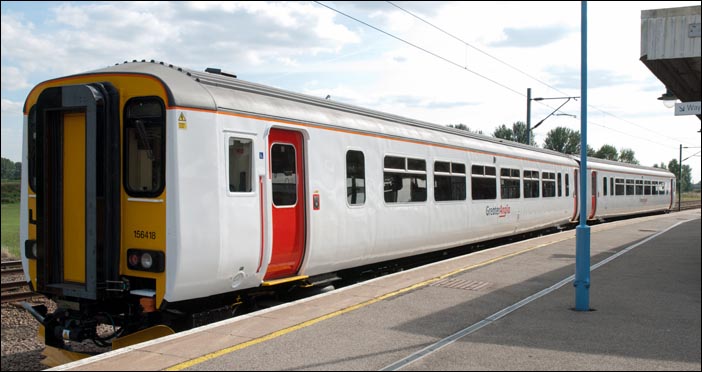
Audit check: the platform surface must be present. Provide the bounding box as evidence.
[51,209,701,371]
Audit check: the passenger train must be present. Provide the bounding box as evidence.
[19,61,675,358]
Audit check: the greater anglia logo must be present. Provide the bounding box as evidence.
[486,205,511,218]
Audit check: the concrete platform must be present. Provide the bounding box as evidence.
[50,209,701,371]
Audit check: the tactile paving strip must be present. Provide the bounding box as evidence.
[430,278,492,291]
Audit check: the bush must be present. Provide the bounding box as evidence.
[1,181,21,204]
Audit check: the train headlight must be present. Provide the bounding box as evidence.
[140,253,153,269]
[127,249,164,273]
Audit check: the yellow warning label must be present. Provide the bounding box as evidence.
[178,112,187,129]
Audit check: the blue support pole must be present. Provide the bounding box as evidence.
[526,88,532,145]
[575,0,591,311]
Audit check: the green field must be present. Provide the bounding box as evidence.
[681,191,700,201]
[1,202,20,259]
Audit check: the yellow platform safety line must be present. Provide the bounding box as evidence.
[261,275,309,287]
[166,234,576,371]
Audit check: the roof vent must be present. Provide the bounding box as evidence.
[205,67,237,78]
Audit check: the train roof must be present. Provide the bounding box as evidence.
[35,60,670,174]
[580,156,675,178]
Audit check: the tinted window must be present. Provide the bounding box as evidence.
[615,178,625,196]
[471,165,496,200]
[124,98,165,197]
[524,170,540,198]
[271,144,297,206]
[626,179,635,195]
[28,106,37,192]
[228,138,252,192]
[384,156,426,203]
[435,161,466,201]
[346,150,366,205]
[542,172,556,198]
[500,168,520,199]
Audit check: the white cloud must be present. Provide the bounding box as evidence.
[1,98,23,114]
[1,66,30,91]
[0,1,699,181]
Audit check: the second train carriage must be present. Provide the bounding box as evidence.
[581,157,675,220]
[19,61,674,355]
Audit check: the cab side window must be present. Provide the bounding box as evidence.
[124,98,165,197]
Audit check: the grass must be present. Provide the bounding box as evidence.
[1,180,20,204]
[1,202,20,259]
[1,180,21,259]
[681,191,700,201]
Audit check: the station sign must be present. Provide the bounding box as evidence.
[674,101,701,116]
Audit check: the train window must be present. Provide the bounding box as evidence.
[346,150,365,205]
[557,173,562,197]
[228,138,252,192]
[384,156,405,170]
[124,98,165,197]
[384,156,426,203]
[524,170,540,198]
[542,172,556,198]
[271,144,297,206]
[625,179,634,195]
[615,178,625,196]
[603,177,608,196]
[611,178,614,196]
[407,158,426,171]
[644,180,651,195]
[635,180,643,195]
[565,173,570,197]
[500,168,520,199]
[28,106,37,192]
[471,165,496,200]
[434,161,466,201]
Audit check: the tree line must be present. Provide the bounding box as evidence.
[1,157,21,180]
[1,125,696,192]
[447,122,694,192]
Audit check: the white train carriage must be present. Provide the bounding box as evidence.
[19,60,673,355]
[582,158,675,220]
[154,62,580,302]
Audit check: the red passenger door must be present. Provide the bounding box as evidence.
[571,169,579,221]
[589,171,598,219]
[265,129,306,280]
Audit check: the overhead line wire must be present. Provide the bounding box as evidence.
[387,1,694,147]
[313,1,524,97]
[314,1,697,151]
[386,1,564,96]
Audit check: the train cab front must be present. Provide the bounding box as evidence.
[21,75,173,363]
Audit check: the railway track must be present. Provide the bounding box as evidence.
[675,199,701,211]
[1,260,42,304]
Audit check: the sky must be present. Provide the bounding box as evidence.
[2,1,700,183]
